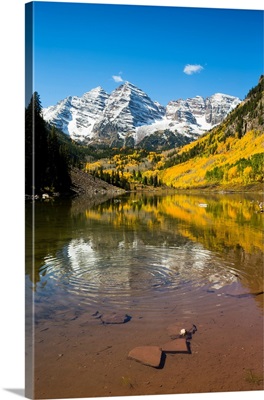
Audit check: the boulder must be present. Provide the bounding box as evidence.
[128,346,163,368]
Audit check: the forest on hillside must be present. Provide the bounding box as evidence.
[159,76,264,189]
[25,76,264,195]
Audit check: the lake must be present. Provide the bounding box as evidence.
[25,192,263,398]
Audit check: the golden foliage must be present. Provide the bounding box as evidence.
[160,130,264,188]
[84,194,263,254]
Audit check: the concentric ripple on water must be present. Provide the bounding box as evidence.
[38,237,242,315]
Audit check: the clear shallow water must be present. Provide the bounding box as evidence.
[26,192,264,322]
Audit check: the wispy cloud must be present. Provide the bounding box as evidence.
[112,75,123,83]
[183,64,204,75]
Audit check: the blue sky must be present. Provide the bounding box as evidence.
[29,1,263,108]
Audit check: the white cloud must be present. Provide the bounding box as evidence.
[112,75,123,83]
[183,64,204,75]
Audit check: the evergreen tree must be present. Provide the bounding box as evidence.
[25,97,33,193]
[25,92,48,193]
[25,92,71,194]
[46,127,71,191]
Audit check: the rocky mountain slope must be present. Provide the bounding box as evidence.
[70,167,125,197]
[43,81,241,150]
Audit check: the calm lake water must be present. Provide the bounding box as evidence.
[26,192,263,319]
[26,192,264,398]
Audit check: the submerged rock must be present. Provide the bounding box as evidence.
[91,311,131,324]
[91,311,102,319]
[161,338,189,353]
[128,346,162,368]
[101,312,131,324]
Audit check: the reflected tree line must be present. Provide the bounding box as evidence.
[26,194,263,304]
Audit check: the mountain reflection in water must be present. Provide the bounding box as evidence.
[26,193,264,315]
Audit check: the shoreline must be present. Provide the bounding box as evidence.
[25,166,263,201]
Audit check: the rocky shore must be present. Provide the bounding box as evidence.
[25,167,125,201]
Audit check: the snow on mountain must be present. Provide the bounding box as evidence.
[205,93,241,125]
[133,93,240,145]
[42,82,241,148]
[42,86,109,141]
[92,82,166,139]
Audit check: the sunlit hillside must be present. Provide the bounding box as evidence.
[80,77,263,192]
[159,76,264,190]
[160,130,263,189]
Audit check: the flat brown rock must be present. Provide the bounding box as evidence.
[101,312,131,324]
[128,346,162,368]
[162,338,188,353]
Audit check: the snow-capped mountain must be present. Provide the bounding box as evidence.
[42,87,109,141]
[42,82,241,149]
[91,82,166,143]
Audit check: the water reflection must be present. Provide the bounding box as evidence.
[88,193,263,253]
[26,193,263,315]
[41,237,238,307]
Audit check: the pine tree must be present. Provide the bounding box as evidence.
[25,99,33,194]
[25,92,48,194]
[25,92,71,195]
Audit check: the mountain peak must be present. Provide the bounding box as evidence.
[93,80,165,136]
[118,81,148,96]
[210,92,240,100]
[122,81,137,88]
[83,86,108,97]
[43,83,241,149]
[91,86,106,93]
[114,81,144,95]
